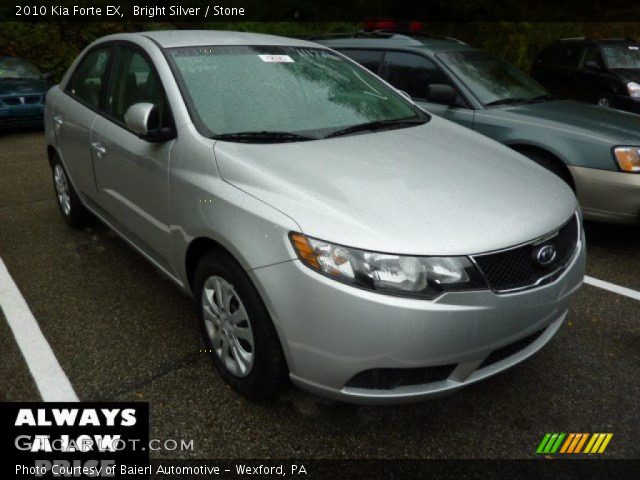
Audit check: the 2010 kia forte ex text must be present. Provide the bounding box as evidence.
[44,30,586,404]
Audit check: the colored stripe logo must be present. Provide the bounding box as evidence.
[536,433,612,454]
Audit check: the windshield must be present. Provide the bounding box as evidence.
[438,50,549,106]
[601,44,640,69]
[167,46,426,140]
[0,57,42,80]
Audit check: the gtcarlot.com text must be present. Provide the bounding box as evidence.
[15,436,194,452]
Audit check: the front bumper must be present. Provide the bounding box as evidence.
[570,165,640,223]
[249,229,586,404]
[0,105,45,129]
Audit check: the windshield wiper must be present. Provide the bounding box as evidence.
[525,94,556,104]
[211,131,316,143]
[484,97,528,107]
[325,117,426,139]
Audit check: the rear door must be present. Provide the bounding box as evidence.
[379,50,474,129]
[54,46,112,200]
[90,43,176,270]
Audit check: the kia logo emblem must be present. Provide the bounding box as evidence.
[534,244,557,267]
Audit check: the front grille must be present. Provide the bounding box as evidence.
[477,329,545,370]
[24,95,42,104]
[2,97,21,105]
[0,95,42,105]
[472,214,579,292]
[345,365,456,390]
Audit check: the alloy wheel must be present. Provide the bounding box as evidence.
[53,164,71,216]
[201,275,255,377]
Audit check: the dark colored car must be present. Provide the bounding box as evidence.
[531,38,640,114]
[0,56,51,129]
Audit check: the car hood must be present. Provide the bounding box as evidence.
[213,117,577,256]
[0,78,50,96]
[494,100,640,143]
[612,68,640,83]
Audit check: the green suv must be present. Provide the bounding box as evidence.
[315,31,640,224]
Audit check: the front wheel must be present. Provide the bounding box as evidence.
[519,150,575,191]
[194,250,287,399]
[51,156,90,228]
[595,92,614,108]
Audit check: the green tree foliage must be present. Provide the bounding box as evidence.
[424,22,640,70]
[1,22,638,81]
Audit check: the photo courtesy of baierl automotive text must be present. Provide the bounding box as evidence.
[1,1,639,478]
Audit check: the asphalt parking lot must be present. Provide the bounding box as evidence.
[1,130,639,459]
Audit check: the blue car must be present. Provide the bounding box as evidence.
[0,56,51,129]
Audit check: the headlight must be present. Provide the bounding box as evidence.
[627,82,640,98]
[613,146,640,173]
[290,233,487,299]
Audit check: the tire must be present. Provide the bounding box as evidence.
[595,92,614,108]
[194,250,287,399]
[519,149,575,191]
[51,155,91,228]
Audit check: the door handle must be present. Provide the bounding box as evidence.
[53,115,64,126]
[91,142,106,157]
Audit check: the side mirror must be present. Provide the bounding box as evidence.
[398,90,412,101]
[428,84,458,105]
[584,60,601,71]
[124,102,174,143]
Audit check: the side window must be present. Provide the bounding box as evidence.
[535,45,560,65]
[582,46,604,68]
[339,49,383,73]
[107,47,170,130]
[381,51,461,105]
[556,44,585,67]
[66,47,111,109]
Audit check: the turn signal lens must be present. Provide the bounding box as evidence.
[613,147,640,173]
[289,233,320,269]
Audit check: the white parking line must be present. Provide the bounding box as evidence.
[0,258,78,401]
[584,275,640,302]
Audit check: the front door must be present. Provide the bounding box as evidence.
[575,46,608,104]
[90,44,175,270]
[379,50,475,129]
[553,43,587,100]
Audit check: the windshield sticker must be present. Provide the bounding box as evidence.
[258,54,294,63]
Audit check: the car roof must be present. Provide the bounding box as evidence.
[126,30,321,49]
[554,37,639,45]
[314,34,474,53]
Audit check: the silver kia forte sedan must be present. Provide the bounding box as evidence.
[45,30,585,404]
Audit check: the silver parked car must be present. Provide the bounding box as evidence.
[45,31,585,404]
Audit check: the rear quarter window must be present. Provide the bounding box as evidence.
[535,44,561,65]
